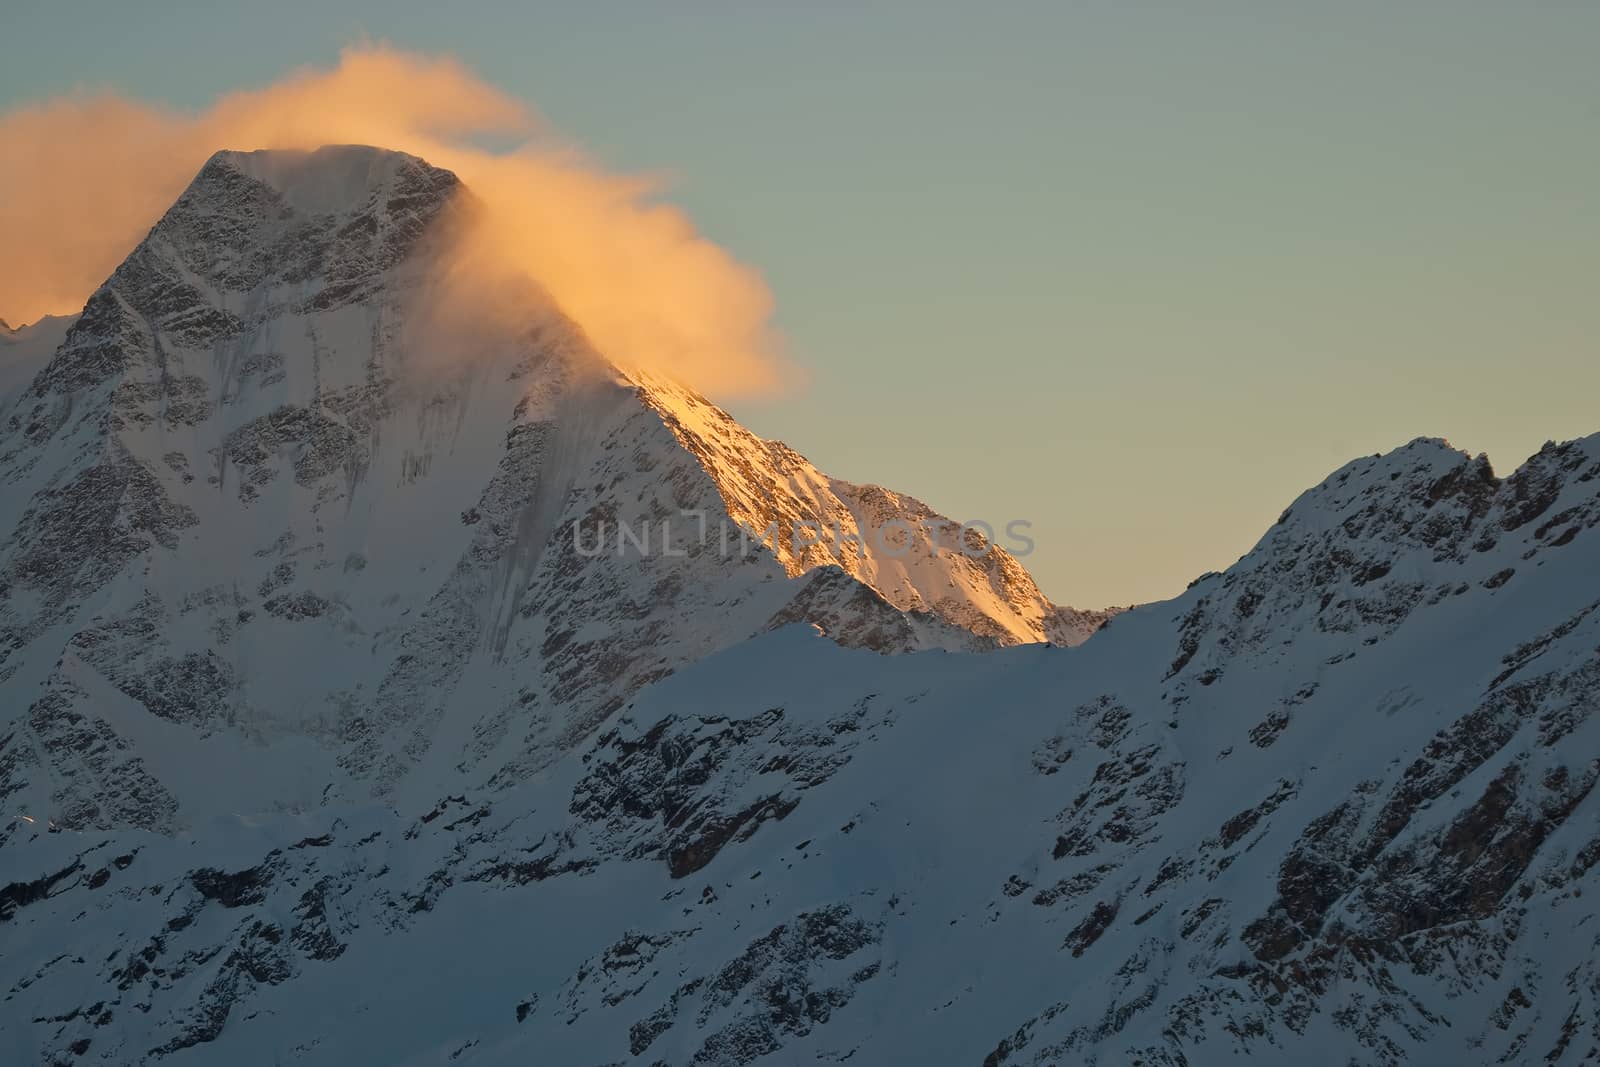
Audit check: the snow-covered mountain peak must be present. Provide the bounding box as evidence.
[1164,430,1600,695]
[616,368,1094,647]
[1257,431,1600,561]
[205,145,449,218]
[0,143,1114,839]
[1260,435,1488,546]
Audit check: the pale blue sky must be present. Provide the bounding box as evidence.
[4,1,1597,606]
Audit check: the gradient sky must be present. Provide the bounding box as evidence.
[3,1,1597,608]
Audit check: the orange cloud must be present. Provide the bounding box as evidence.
[0,46,792,397]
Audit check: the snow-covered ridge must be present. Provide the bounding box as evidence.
[627,369,1093,646]
[1166,433,1600,689]
[5,429,1599,1062]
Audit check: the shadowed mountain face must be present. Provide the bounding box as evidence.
[3,146,1598,1067]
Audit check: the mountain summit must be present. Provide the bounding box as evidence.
[0,146,1107,829]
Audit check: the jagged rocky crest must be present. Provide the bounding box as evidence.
[2,146,1598,1066]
